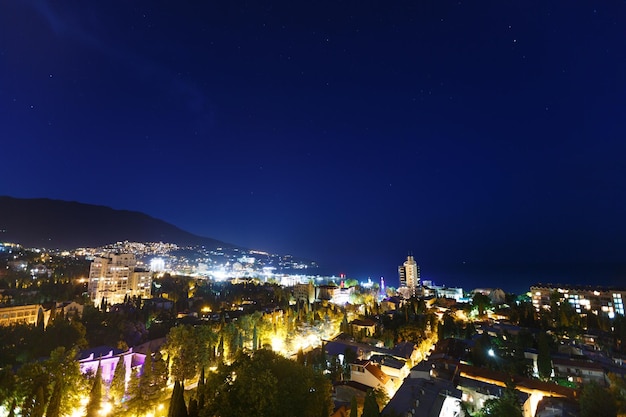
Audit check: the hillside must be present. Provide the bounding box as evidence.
[0,196,232,249]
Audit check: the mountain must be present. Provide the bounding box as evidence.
[0,196,232,249]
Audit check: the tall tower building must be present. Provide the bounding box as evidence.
[398,255,420,296]
[88,253,151,307]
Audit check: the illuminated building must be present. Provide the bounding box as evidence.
[398,255,420,297]
[78,346,145,386]
[422,281,465,301]
[293,281,315,305]
[0,304,45,327]
[551,357,605,385]
[531,283,626,318]
[316,284,353,305]
[349,359,395,396]
[88,253,151,307]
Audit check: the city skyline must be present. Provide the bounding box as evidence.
[2,1,625,292]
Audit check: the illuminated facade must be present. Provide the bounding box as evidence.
[349,359,395,396]
[293,282,315,304]
[88,253,151,307]
[316,284,353,305]
[398,255,420,297]
[78,346,145,386]
[0,304,44,327]
[531,284,626,318]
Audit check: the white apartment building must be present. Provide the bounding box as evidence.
[88,253,151,307]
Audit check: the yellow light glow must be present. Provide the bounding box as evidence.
[271,336,285,353]
[99,401,113,416]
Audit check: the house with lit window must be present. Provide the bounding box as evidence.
[552,357,607,386]
[349,360,395,396]
[349,318,377,337]
[369,354,410,387]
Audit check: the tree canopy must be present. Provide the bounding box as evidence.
[198,349,332,417]
[580,381,617,417]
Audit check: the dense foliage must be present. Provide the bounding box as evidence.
[196,349,332,417]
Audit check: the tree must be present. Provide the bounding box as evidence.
[480,387,523,417]
[32,386,46,417]
[166,380,187,417]
[6,398,16,417]
[126,348,164,416]
[196,367,205,410]
[85,364,102,417]
[472,293,491,317]
[608,372,626,415]
[537,332,552,380]
[372,387,389,410]
[362,389,379,417]
[176,382,188,417]
[470,333,492,368]
[167,380,180,417]
[188,398,198,417]
[45,378,62,417]
[296,347,305,365]
[0,368,16,410]
[15,361,50,417]
[45,347,87,417]
[350,396,358,417]
[580,381,617,417]
[152,350,169,393]
[200,349,332,417]
[217,335,224,360]
[164,325,198,383]
[194,325,218,370]
[108,356,127,403]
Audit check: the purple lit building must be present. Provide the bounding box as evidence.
[78,346,146,387]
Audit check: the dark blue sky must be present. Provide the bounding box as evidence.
[2,1,625,292]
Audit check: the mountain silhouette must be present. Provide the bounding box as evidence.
[0,196,232,249]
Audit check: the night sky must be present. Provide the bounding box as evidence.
[2,1,626,293]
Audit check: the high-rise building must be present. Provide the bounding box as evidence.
[88,253,151,307]
[398,255,420,296]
